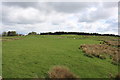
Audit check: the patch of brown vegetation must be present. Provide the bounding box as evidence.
[2,37,21,41]
[109,73,120,79]
[115,73,120,79]
[103,40,120,47]
[48,66,78,79]
[80,44,119,63]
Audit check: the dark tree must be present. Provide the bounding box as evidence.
[7,31,18,36]
[28,32,37,35]
[2,32,7,36]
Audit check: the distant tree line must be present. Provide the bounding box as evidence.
[2,31,25,36]
[2,31,18,36]
[40,32,119,37]
[2,31,38,36]
[2,31,119,37]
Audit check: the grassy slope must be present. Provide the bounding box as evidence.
[2,35,118,78]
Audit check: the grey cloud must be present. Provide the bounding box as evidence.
[47,2,98,13]
[78,12,109,23]
[2,4,46,25]
[2,2,117,13]
[78,4,117,23]
[2,2,38,8]
[102,2,117,8]
[96,26,118,34]
[47,2,117,13]
[96,19,118,33]
[2,2,51,12]
[3,2,99,13]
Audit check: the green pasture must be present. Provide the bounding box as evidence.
[2,35,119,78]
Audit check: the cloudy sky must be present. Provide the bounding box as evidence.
[1,2,118,35]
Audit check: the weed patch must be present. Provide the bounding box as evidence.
[48,66,77,78]
[103,40,120,47]
[80,44,119,64]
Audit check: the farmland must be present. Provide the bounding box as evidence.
[2,35,119,78]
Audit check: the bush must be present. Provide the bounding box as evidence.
[115,73,120,80]
[2,32,7,36]
[2,31,18,36]
[48,66,78,79]
[7,31,18,36]
[28,32,37,35]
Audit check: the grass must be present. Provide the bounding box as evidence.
[2,35,119,78]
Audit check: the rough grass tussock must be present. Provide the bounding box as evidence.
[103,40,120,47]
[80,44,119,63]
[48,66,78,78]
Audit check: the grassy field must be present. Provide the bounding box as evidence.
[2,35,119,78]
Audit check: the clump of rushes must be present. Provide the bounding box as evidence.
[80,44,119,64]
[103,40,120,47]
[48,66,78,79]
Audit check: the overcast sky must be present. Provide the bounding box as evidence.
[1,2,118,35]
